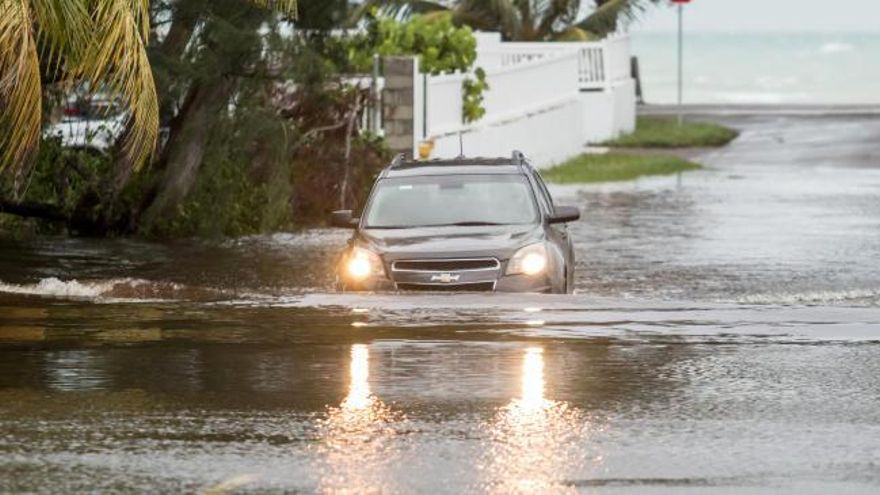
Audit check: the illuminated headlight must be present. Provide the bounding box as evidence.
[346,247,384,280]
[506,243,548,276]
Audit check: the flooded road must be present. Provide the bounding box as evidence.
[2,114,880,493]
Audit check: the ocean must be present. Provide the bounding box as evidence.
[630,32,880,105]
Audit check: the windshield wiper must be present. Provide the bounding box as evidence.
[365,225,418,229]
[367,221,509,229]
[431,221,507,227]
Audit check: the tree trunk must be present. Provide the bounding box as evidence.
[103,5,203,198]
[0,198,104,234]
[0,199,67,222]
[139,76,234,227]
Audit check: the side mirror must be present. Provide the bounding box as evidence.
[548,206,580,224]
[330,210,359,229]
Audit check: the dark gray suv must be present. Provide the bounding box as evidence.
[331,151,580,293]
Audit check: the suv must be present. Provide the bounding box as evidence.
[331,151,580,293]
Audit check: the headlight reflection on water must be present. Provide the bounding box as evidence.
[342,344,371,410]
[315,344,404,493]
[313,344,606,493]
[520,347,547,410]
[479,346,607,493]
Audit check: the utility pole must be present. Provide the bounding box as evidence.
[672,0,691,126]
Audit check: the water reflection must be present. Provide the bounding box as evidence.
[314,344,404,493]
[480,347,605,493]
[341,344,372,410]
[45,350,110,391]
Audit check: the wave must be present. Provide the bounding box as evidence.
[737,288,880,306]
[0,277,217,303]
[819,42,855,54]
[714,91,811,104]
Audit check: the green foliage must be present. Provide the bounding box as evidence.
[348,12,488,123]
[140,82,389,239]
[349,12,477,74]
[153,153,281,239]
[543,153,702,184]
[1,1,418,239]
[462,67,488,123]
[0,137,111,235]
[603,117,740,148]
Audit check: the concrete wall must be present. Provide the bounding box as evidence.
[382,57,419,158]
[580,80,637,144]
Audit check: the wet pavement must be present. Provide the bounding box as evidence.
[2,114,880,493]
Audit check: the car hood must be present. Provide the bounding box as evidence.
[357,224,543,260]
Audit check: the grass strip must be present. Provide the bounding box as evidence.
[544,153,702,184]
[602,116,739,148]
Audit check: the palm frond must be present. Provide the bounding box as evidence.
[81,0,158,170]
[31,0,91,72]
[130,0,151,40]
[535,0,580,38]
[250,0,298,18]
[577,0,654,36]
[454,0,521,38]
[552,26,599,41]
[347,0,449,26]
[0,0,43,175]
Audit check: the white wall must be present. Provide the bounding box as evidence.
[580,80,637,143]
[431,98,585,168]
[416,34,637,168]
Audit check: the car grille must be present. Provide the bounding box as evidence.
[390,257,501,291]
[391,258,500,272]
[396,282,496,292]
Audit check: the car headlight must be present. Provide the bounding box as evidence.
[506,243,548,276]
[345,246,384,280]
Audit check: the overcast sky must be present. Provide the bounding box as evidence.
[629,0,880,33]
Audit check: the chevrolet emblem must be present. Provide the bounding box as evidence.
[430,273,461,283]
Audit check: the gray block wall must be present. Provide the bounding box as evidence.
[382,57,417,159]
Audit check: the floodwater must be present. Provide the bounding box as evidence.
[2,115,880,493]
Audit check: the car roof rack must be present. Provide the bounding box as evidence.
[380,153,407,178]
[383,151,530,175]
[390,153,406,168]
[512,150,530,171]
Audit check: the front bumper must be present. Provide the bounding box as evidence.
[339,273,551,293]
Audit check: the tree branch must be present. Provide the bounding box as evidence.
[0,199,69,222]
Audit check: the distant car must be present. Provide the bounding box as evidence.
[44,114,126,153]
[332,151,580,293]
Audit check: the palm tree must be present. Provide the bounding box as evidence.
[0,0,297,182]
[353,0,660,41]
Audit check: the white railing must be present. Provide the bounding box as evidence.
[478,35,632,91]
[576,44,606,89]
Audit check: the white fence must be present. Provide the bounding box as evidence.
[414,33,637,168]
[474,33,632,91]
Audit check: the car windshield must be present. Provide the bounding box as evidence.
[364,174,538,228]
